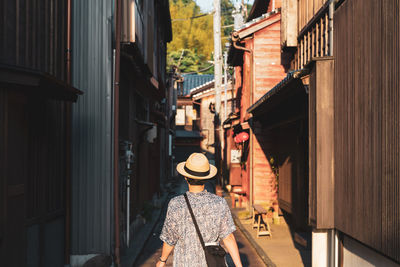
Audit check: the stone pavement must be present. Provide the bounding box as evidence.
[228,202,311,267]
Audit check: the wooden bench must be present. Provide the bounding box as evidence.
[252,204,272,238]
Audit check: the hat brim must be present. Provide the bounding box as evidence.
[176,161,218,180]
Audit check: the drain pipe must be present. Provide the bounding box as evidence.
[231,32,254,212]
[113,0,122,265]
[65,0,72,264]
[328,0,334,56]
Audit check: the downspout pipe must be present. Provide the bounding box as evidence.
[114,0,122,265]
[231,32,254,212]
[328,0,334,56]
[65,0,72,264]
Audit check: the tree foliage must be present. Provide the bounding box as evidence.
[168,0,236,74]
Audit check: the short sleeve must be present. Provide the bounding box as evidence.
[219,200,236,240]
[160,200,180,246]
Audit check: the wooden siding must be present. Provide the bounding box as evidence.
[298,0,328,32]
[0,90,66,266]
[334,0,400,262]
[262,119,309,230]
[243,14,288,205]
[308,58,334,229]
[253,14,288,101]
[0,0,67,81]
[251,78,309,229]
[252,124,277,204]
[281,0,298,48]
[308,69,317,226]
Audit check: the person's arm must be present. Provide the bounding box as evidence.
[222,233,243,267]
[156,242,174,267]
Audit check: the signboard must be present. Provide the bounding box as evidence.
[176,109,185,125]
[231,149,241,163]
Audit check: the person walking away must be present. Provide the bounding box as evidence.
[156,153,243,267]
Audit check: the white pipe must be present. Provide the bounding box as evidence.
[126,176,130,247]
[224,50,228,121]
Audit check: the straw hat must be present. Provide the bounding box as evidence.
[176,153,217,180]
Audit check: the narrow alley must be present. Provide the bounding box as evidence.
[1,0,399,266]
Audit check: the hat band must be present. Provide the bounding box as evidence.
[184,164,210,177]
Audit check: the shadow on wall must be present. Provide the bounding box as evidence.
[251,90,310,266]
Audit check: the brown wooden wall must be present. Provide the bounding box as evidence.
[0,0,67,81]
[298,0,328,32]
[308,58,334,229]
[334,0,400,262]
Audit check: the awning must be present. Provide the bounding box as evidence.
[247,69,309,117]
[0,64,82,102]
[175,130,203,139]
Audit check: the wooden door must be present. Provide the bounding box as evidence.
[0,91,29,266]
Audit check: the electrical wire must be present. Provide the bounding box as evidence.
[172,10,236,22]
[181,64,214,74]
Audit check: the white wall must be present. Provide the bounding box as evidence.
[343,236,400,267]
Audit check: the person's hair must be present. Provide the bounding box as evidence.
[186,177,207,186]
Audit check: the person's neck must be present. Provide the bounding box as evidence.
[188,184,205,193]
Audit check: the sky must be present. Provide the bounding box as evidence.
[195,0,255,12]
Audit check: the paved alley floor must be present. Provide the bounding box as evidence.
[228,205,311,267]
[134,178,266,267]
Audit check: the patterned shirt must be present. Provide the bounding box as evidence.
[160,190,236,267]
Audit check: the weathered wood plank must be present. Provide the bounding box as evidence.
[334,0,400,262]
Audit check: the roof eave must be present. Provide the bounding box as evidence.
[0,64,83,102]
[247,69,310,115]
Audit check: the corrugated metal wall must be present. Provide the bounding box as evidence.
[71,0,114,255]
[334,0,400,262]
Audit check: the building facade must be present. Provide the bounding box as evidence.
[0,1,82,266]
[227,0,288,212]
[71,0,172,266]
[1,0,172,266]
[240,0,400,266]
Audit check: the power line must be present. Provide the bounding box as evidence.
[181,64,214,74]
[172,11,235,22]
[172,12,212,21]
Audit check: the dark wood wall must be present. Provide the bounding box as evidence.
[0,90,66,266]
[0,0,67,80]
[334,0,400,262]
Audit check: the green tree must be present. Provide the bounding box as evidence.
[221,0,234,38]
[168,0,236,74]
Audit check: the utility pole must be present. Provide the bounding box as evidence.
[213,0,222,119]
[241,0,248,19]
[223,47,228,122]
[213,0,222,184]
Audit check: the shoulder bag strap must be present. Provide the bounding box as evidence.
[184,193,206,249]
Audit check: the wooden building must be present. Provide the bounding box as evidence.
[0,1,82,266]
[227,0,288,210]
[245,0,400,266]
[119,0,173,225]
[190,78,235,167]
[333,0,400,265]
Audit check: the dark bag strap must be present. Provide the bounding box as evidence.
[184,193,206,249]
